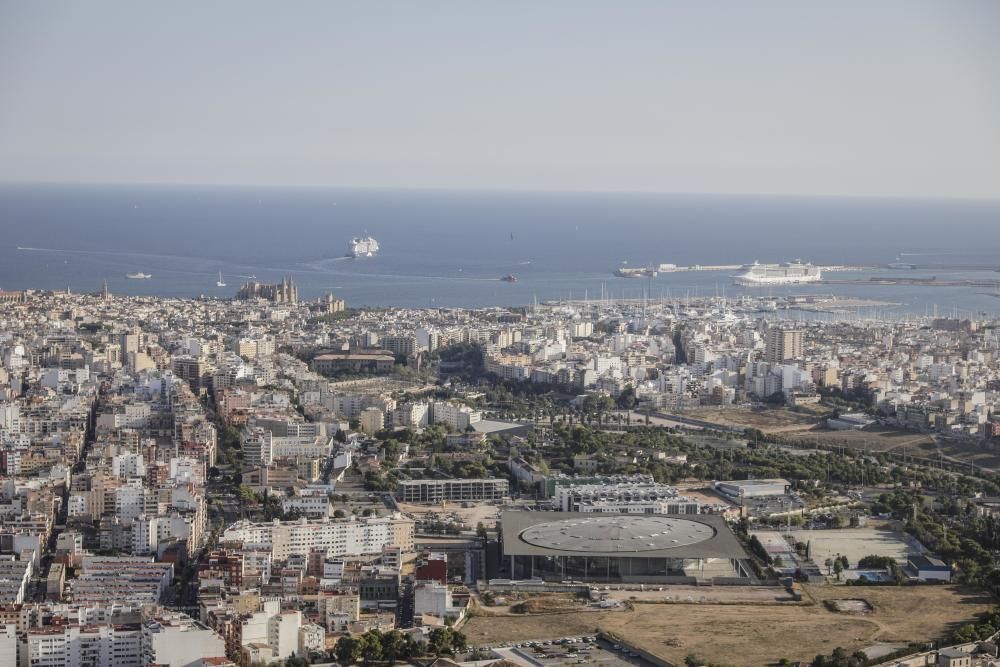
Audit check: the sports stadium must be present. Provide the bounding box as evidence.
[499,511,751,583]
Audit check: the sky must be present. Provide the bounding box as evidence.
[1,1,999,199]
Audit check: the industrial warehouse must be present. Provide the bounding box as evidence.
[499,511,751,583]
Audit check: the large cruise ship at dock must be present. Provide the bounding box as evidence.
[733,260,822,286]
[347,236,380,258]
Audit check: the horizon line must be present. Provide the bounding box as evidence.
[2,178,999,204]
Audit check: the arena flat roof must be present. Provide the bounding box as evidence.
[501,512,748,560]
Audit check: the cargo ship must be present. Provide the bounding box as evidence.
[733,260,822,286]
[347,236,380,258]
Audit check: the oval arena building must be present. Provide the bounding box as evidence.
[499,512,751,583]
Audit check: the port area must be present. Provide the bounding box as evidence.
[613,263,870,277]
[822,276,1000,287]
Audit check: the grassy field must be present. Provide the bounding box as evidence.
[463,585,995,666]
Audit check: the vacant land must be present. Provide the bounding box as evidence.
[464,585,994,666]
[798,526,922,567]
[927,439,1000,473]
[618,585,997,665]
[604,585,795,605]
[463,609,615,646]
[781,428,1000,473]
[783,426,933,452]
[681,407,822,434]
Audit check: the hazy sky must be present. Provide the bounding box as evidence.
[2,1,999,198]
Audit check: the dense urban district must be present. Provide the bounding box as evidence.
[2,280,1000,667]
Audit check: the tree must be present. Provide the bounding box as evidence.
[382,630,407,664]
[335,636,362,665]
[427,627,466,656]
[238,486,259,506]
[335,429,348,443]
[360,630,384,665]
[616,386,638,410]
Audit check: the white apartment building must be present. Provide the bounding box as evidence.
[131,514,196,556]
[430,402,482,431]
[112,453,146,479]
[392,402,429,428]
[240,600,303,664]
[299,623,326,656]
[413,580,458,618]
[242,427,331,465]
[141,613,227,667]
[359,407,385,434]
[0,624,14,667]
[222,514,415,561]
[26,624,143,667]
[282,490,331,518]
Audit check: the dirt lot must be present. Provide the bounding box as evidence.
[797,526,922,566]
[463,608,616,646]
[681,407,823,434]
[604,585,794,605]
[464,585,995,666]
[782,426,933,452]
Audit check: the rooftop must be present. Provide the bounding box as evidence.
[501,511,748,560]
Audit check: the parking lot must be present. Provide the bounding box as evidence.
[483,635,658,667]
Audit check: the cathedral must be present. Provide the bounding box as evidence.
[235,276,298,304]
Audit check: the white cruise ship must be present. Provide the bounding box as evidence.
[733,260,822,286]
[347,236,380,258]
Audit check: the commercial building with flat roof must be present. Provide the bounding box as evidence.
[499,511,750,583]
[397,478,509,503]
[555,483,699,514]
[313,352,395,375]
[715,479,789,499]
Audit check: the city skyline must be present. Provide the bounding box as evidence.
[3,4,1000,666]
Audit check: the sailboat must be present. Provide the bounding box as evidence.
[216,271,227,288]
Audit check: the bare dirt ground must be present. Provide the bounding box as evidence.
[463,608,618,646]
[797,526,922,566]
[783,426,933,452]
[681,407,823,434]
[766,425,1000,473]
[603,585,794,605]
[464,585,994,666]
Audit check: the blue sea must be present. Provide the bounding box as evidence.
[1,183,999,317]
